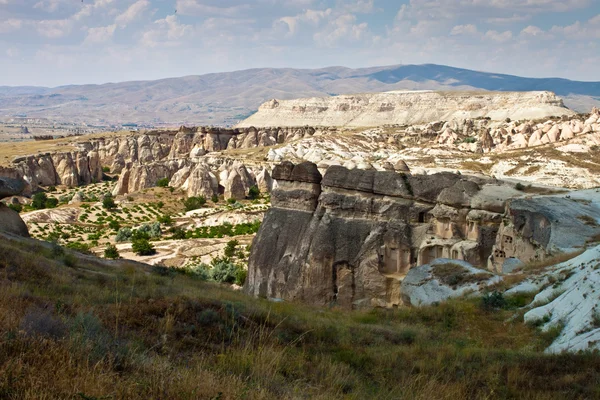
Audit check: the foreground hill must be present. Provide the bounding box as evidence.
[0,64,599,126]
[1,231,600,399]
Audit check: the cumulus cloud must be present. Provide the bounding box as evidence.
[84,24,117,44]
[115,0,150,28]
[141,15,193,47]
[175,0,251,17]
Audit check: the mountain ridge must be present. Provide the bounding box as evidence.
[0,63,598,127]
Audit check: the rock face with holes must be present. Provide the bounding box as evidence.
[488,190,600,273]
[245,162,519,308]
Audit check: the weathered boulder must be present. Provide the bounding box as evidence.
[400,259,499,306]
[0,177,26,200]
[0,204,29,237]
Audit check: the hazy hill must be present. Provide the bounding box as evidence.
[0,64,598,126]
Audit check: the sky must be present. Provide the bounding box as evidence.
[0,0,599,87]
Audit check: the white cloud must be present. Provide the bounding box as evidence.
[277,9,332,35]
[0,18,23,34]
[37,19,71,38]
[313,14,370,47]
[484,29,513,42]
[450,24,478,35]
[84,24,116,44]
[115,0,150,28]
[141,15,193,47]
[175,1,251,17]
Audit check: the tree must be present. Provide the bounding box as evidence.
[102,194,116,210]
[31,192,48,210]
[132,238,156,256]
[104,244,120,259]
[156,178,169,188]
[108,220,121,231]
[248,185,260,200]
[183,196,206,211]
[224,239,239,258]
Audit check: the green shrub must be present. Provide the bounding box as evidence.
[224,240,239,258]
[31,192,48,210]
[210,257,244,284]
[108,220,121,231]
[102,166,111,173]
[156,178,169,188]
[115,227,132,242]
[102,194,116,210]
[481,291,507,311]
[227,198,237,205]
[65,242,92,254]
[515,183,526,191]
[211,194,219,203]
[132,238,156,256]
[7,203,22,213]
[248,185,260,200]
[183,196,206,211]
[157,215,173,225]
[104,244,120,259]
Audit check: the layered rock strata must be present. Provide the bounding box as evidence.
[238,91,574,128]
[246,162,518,308]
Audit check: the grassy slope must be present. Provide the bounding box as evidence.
[1,233,599,399]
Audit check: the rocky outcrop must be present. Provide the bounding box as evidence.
[400,259,500,306]
[0,177,29,237]
[488,190,600,273]
[246,162,518,308]
[238,91,574,128]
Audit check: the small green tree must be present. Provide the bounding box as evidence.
[183,196,206,211]
[248,185,260,200]
[211,194,219,203]
[132,238,156,256]
[108,220,121,231]
[102,194,116,210]
[224,240,239,258]
[31,192,48,210]
[104,244,120,259]
[156,178,169,188]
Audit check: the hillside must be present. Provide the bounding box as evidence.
[0,64,599,127]
[2,231,600,399]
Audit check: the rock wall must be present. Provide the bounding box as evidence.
[0,177,29,237]
[237,91,575,128]
[246,162,518,308]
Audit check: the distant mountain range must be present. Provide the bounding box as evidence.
[0,64,598,127]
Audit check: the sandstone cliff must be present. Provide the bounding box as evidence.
[237,91,574,128]
[246,162,520,308]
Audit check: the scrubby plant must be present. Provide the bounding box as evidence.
[227,198,237,205]
[132,238,156,256]
[156,178,169,188]
[102,194,116,210]
[104,244,120,259]
[7,203,22,213]
[183,196,206,211]
[115,227,133,242]
[209,257,245,285]
[481,291,507,311]
[65,242,92,254]
[157,214,173,225]
[224,240,239,258]
[108,220,121,231]
[248,185,260,200]
[211,194,219,203]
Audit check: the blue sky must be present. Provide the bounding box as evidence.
[0,0,599,86]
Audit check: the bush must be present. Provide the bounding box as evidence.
[481,291,507,311]
[462,137,477,144]
[31,192,48,210]
[108,220,121,231]
[235,269,247,286]
[157,214,173,225]
[115,227,132,242]
[102,166,111,173]
[211,194,219,203]
[210,257,244,284]
[102,194,116,210]
[104,244,120,259]
[515,183,526,191]
[183,196,207,211]
[135,222,162,239]
[227,198,237,205]
[65,242,92,254]
[132,238,156,256]
[156,178,169,188]
[248,185,260,200]
[7,203,22,213]
[169,227,187,240]
[224,240,239,258]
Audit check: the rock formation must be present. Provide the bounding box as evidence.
[0,177,30,237]
[237,91,574,128]
[246,162,519,308]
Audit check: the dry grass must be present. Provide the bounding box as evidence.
[521,249,587,273]
[1,234,600,399]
